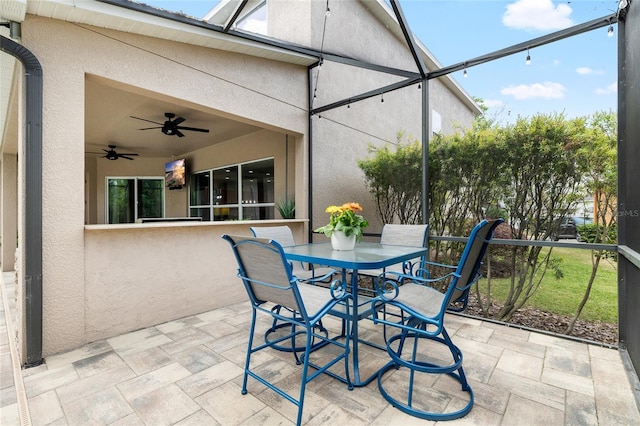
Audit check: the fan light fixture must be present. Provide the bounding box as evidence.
[131,112,209,138]
[102,145,139,161]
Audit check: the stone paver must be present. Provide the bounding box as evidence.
[1,272,639,425]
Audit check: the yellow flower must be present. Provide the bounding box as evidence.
[314,202,369,241]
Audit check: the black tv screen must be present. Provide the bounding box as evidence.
[165,159,186,190]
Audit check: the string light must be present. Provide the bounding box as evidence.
[463,68,468,78]
[608,24,614,37]
[526,48,531,65]
[325,0,330,16]
[381,93,384,103]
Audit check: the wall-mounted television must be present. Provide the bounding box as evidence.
[165,158,186,190]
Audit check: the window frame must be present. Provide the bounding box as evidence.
[189,157,275,221]
[105,176,165,224]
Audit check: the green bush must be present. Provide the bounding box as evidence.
[578,223,616,244]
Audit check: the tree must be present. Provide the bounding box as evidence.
[357,133,423,224]
[565,111,618,334]
[358,112,614,328]
[428,124,508,262]
[494,113,587,321]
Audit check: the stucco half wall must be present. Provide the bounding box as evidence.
[19,15,310,357]
[84,220,307,343]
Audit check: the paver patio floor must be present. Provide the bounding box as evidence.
[2,271,639,425]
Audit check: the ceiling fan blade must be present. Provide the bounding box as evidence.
[176,126,210,133]
[138,126,162,131]
[118,153,139,157]
[175,129,185,138]
[172,117,186,126]
[120,155,135,160]
[130,116,163,125]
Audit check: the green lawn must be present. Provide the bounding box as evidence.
[477,247,618,323]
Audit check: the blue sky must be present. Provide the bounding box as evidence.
[140,0,618,124]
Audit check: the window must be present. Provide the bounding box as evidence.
[432,110,442,136]
[236,1,267,35]
[106,177,164,224]
[189,158,274,221]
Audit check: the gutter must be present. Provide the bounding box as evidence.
[0,35,44,367]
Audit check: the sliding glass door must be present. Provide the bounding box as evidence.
[107,177,164,224]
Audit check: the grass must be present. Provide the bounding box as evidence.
[477,246,618,324]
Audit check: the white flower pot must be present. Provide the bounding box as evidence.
[331,230,356,250]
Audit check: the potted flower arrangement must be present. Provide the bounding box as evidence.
[314,202,369,250]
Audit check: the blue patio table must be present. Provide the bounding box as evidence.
[283,241,427,387]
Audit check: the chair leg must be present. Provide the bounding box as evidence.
[377,321,474,421]
[241,309,258,395]
[264,305,329,361]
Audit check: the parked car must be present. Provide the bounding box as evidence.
[551,216,593,241]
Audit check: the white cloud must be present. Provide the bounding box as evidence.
[483,99,504,108]
[595,82,617,95]
[577,67,604,75]
[503,0,573,31]
[501,82,566,100]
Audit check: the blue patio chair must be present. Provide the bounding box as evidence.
[250,225,337,283]
[358,224,429,287]
[370,219,503,421]
[222,234,353,426]
[250,225,338,354]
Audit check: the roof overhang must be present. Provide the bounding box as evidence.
[23,0,318,67]
[202,0,481,115]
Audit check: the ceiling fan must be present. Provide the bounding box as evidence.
[101,144,139,161]
[130,112,210,138]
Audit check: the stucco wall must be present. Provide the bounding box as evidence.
[430,78,477,135]
[270,0,417,71]
[83,220,307,342]
[269,1,477,237]
[308,78,474,237]
[1,154,17,272]
[21,15,309,356]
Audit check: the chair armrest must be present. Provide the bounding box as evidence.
[295,267,338,283]
[372,269,460,300]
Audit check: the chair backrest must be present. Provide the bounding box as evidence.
[380,224,429,274]
[250,226,297,247]
[222,234,303,315]
[380,224,429,247]
[250,225,305,272]
[445,219,503,311]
